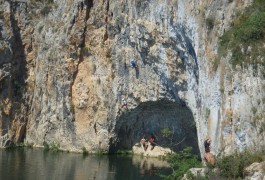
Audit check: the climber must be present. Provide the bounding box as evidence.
[204,152,215,166]
[130,58,137,68]
[140,136,148,151]
[204,137,215,166]
[204,138,211,153]
[149,134,156,150]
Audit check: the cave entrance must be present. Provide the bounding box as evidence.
[110,100,199,154]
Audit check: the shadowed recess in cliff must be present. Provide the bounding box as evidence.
[109,100,199,154]
[2,1,28,145]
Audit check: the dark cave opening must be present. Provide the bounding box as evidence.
[109,100,199,155]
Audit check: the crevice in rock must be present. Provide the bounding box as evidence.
[109,100,199,155]
[70,0,93,116]
[84,0,93,21]
[4,1,29,145]
[179,26,199,84]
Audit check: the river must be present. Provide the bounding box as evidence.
[0,148,172,180]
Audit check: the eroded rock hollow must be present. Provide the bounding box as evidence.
[110,100,199,154]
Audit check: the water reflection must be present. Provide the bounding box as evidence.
[136,156,170,177]
[0,148,171,180]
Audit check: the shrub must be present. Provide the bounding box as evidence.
[216,150,264,179]
[162,128,172,139]
[82,147,88,155]
[49,142,60,152]
[38,25,44,33]
[252,107,257,114]
[40,6,51,16]
[206,16,215,30]
[45,0,54,4]
[163,147,201,179]
[218,0,265,68]
[43,141,49,150]
[116,149,132,155]
[95,149,106,155]
[43,141,60,152]
[82,47,89,56]
[234,12,265,42]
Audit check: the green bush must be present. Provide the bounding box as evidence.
[234,12,265,42]
[95,149,107,156]
[252,107,257,114]
[43,141,60,152]
[162,128,172,139]
[206,16,215,30]
[163,147,201,179]
[45,0,54,4]
[216,151,264,179]
[49,142,60,152]
[116,149,132,155]
[40,6,51,16]
[82,147,88,155]
[219,0,265,68]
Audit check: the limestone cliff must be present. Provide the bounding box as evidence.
[0,0,264,157]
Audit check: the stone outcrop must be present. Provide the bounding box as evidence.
[244,161,265,180]
[133,142,172,157]
[0,0,264,159]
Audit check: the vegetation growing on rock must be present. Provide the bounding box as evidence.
[162,147,201,179]
[219,0,265,69]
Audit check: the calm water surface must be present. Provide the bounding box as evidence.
[0,148,171,180]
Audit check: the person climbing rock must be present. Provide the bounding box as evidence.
[204,137,215,166]
[140,136,148,151]
[130,58,137,68]
[149,134,156,150]
[204,152,215,166]
[204,138,211,153]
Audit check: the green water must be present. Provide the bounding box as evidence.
[0,148,171,180]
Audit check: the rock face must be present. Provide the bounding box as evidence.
[0,0,264,157]
[244,161,265,180]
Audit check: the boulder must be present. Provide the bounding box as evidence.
[244,161,265,180]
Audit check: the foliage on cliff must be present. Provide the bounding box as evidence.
[219,0,265,69]
[162,147,201,179]
[216,150,264,179]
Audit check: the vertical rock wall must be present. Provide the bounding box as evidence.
[0,0,264,157]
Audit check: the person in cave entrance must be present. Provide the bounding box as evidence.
[140,136,148,151]
[149,134,156,150]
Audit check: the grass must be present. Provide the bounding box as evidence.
[116,149,132,155]
[218,0,265,69]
